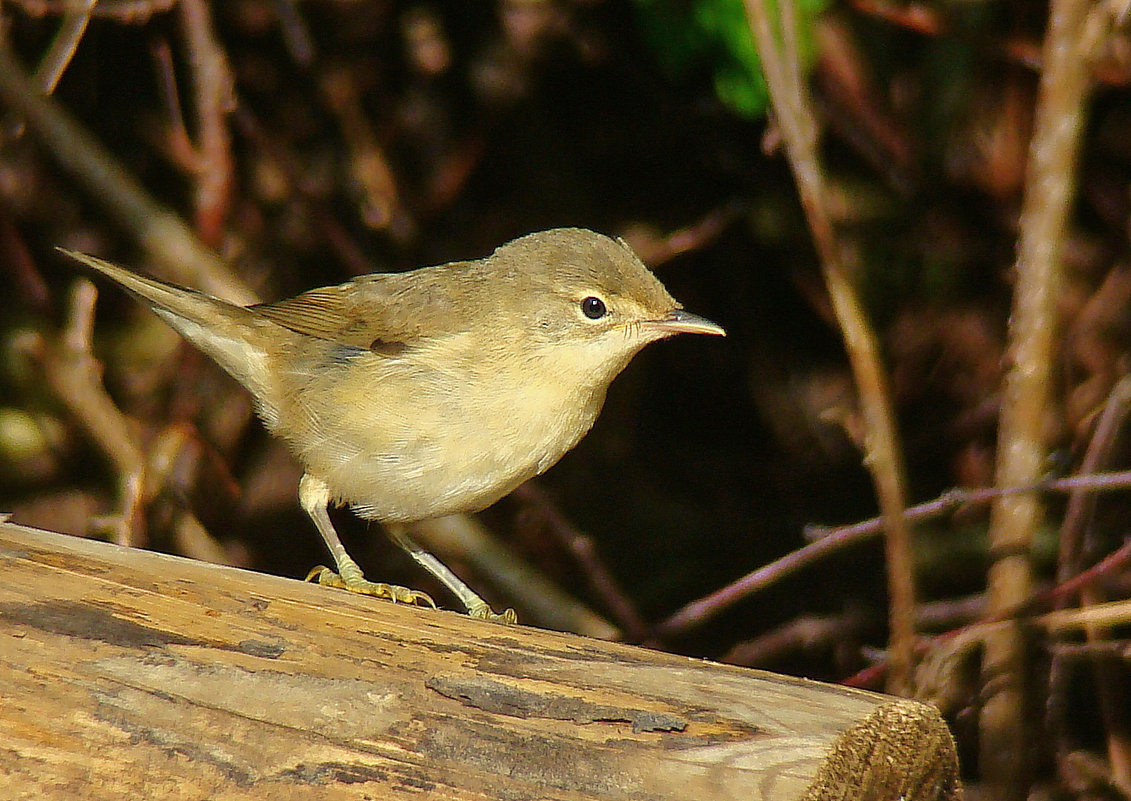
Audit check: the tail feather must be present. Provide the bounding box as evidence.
[60,249,279,424]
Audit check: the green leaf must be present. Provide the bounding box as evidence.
[634,0,829,119]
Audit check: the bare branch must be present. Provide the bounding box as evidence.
[742,0,917,695]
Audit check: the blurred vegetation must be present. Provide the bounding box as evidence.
[635,0,829,117]
[2,0,1131,794]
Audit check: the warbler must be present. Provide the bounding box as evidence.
[63,228,724,620]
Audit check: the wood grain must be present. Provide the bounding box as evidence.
[0,520,960,800]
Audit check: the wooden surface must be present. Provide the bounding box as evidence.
[0,519,960,800]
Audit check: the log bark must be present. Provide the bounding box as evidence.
[0,519,960,800]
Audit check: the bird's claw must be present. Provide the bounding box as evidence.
[305,565,437,608]
[467,600,517,624]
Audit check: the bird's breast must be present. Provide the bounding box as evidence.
[273,343,606,522]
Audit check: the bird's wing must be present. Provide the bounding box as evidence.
[250,273,443,353]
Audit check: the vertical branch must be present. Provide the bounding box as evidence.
[981,0,1096,795]
[0,24,255,306]
[18,280,146,547]
[178,0,235,247]
[742,0,917,694]
[1049,377,1131,787]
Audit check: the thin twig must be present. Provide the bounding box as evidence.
[0,24,255,305]
[320,65,411,237]
[722,611,867,668]
[743,0,917,694]
[1041,598,1131,632]
[34,0,97,95]
[276,0,316,67]
[177,0,235,247]
[1051,640,1131,660]
[512,482,648,642]
[655,516,861,638]
[16,279,234,559]
[410,515,620,640]
[850,0,1131,88]
[808,471,1131,543]
[656,472,1131,638]
[151,39,196,174]
[980,0,1096,791]
[1050,376,1131,785]
[11,0,175,20]
[17,280,145,546]
[1039,537,1131,609]
[843,536,1131,690]
[625,202,746,268]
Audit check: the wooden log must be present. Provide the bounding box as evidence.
[0,519,960,800]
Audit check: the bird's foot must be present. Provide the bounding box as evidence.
[467,600,518,624]
[305,565,437,609]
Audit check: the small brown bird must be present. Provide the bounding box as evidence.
[63,229,724,620]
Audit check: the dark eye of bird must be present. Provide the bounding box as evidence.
[581,296,607,320]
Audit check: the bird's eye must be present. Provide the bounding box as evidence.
[581,296,607,320]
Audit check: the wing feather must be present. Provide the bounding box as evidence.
[252,274,429,352]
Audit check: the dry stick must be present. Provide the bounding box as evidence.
[1077,593,1131,788]
[723,611,866,668]
[1051,377,1131,786]
[512,482,648,642]
[843,535,1131,690]
[656,518,867,639]
[981,0,1095,793]
[1049,377,1131,782]
[16,280,146,547]
[409,515,620,640]
[28,280,146,547]
[54,1,177,20]
[34,0,98,95]
[807,474,1131,542]
[1041,598,1131,632]
[655,470,1131,639]
[635,202,746,268]
[276,0,316,67]
[321,66,408,234]
[850,0,1131,89]
[1039,536,1131,613]
[152,39,191,157]
[742,0,917,695]
[176,0,235,248]
[1051,640,1131,660]
[0,25,255,306]
[915,594,988,631]
[14,281,231,558]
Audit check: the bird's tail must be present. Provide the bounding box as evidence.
[60,250,278,419]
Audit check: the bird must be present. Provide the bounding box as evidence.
[62,228,725,620]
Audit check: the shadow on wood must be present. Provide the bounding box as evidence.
[0,520,960,800]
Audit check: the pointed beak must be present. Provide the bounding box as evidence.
[646,309,726,337]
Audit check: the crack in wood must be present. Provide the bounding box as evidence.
[426,674,688,733]
[1,600,285,657]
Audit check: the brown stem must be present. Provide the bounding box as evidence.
[843,535,1131,689]
[18,280,145,546]
[656,471,1131,638]
[1049,377,1131,785]
[177,0,235,247]
[512,482,649,642]
[34,0,97,94]
[981,0,1096,792]
[742,0,916,695]
[0,24,255,305]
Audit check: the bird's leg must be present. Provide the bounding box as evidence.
[299,473,436,608]
[384,523,516,623]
